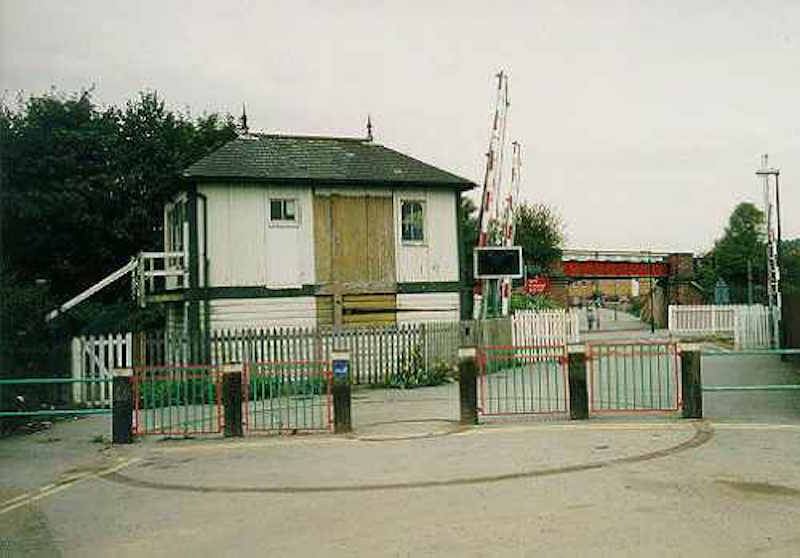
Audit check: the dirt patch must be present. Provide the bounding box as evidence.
[715,479,800,498]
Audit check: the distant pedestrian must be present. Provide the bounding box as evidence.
[587,307,595,330]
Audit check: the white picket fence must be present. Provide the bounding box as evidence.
[71,310,579,395]
[511,309,580,347]
[667,305,743,334]
[71,333,132,406]
[668,304,779,349]
[733,305,781,350]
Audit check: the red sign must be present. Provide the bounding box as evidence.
[525,276,549,295]
[561,260,669,278]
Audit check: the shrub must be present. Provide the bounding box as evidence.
[511,293,562,312]
[384,344,453,389]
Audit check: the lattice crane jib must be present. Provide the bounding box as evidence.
[757,154,782,348]
[500,141,522,316]
[474,71,511,319]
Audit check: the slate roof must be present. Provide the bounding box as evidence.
[183,134,475,189]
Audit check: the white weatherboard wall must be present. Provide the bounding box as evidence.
[209,298,317,331]
[394,189,459,283]
[201,184,315,288]
[397,293,460,324]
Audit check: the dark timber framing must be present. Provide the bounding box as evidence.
[186,184,201,361]
[185,176,473,191]
[147,281,461,305]
[455,192,469,320]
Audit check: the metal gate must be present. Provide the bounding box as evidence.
[243,360,333,433]
[132,364,224,435]
[587,340,681,415]
[479,345,570,416]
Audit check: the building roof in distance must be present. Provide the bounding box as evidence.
[183,133,475,189]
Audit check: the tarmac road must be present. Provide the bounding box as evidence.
[1,349,798,557]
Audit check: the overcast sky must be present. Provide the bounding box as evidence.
[2,1,799,253]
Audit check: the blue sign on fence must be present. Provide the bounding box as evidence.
[331,351,350,380]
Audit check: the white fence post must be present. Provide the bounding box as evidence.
[70,333,133,407]
[71,337,83,404]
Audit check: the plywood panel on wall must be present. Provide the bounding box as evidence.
[343,293,396,326]
[315,295,334,327]
[396,293,460,324]
[313,196,332,284]
[366,197,395,284]
[332,196,368,283]
[314,193,396,292]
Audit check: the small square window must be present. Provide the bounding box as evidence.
[401,200,425,242]
[270,199,298,223]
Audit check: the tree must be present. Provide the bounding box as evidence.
[0,88,237,377]
[781,238,800,294]
[0,89,236,302]
[458,198,565,315]
[458,198,564,278]
[709,202,766,302]
[513,202,564,273]
[696,202,770,303]
[714,202,765,282]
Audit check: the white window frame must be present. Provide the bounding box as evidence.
[400,199,426,245]
[268,197,300,228]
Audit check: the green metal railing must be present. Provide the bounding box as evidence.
[133,365,223,435]
[0,377,112,418]
[588,341,680,413]
[244,361,332,432]
[701,348,800,356]
[479,346,569,416]
[701,348,800,394]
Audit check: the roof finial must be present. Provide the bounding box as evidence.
[366,114,373,142]
[240,103,249,135]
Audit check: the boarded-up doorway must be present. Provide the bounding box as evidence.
[314,194,397,326]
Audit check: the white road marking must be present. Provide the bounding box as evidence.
[1,492,31,506]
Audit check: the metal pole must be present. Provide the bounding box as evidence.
[747,259,753,305]
[649,252,655,333]
[775,172,784,349]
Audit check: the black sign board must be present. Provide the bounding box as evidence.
[473,247,523,279]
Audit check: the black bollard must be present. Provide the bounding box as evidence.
[568,347,589,420]
[331,351,352,433]
[681,348,703,419]
[223,370,243,437]
[458,347,479,425]
[112,370,134,444]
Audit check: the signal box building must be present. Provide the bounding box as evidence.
[151,133,475,334]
